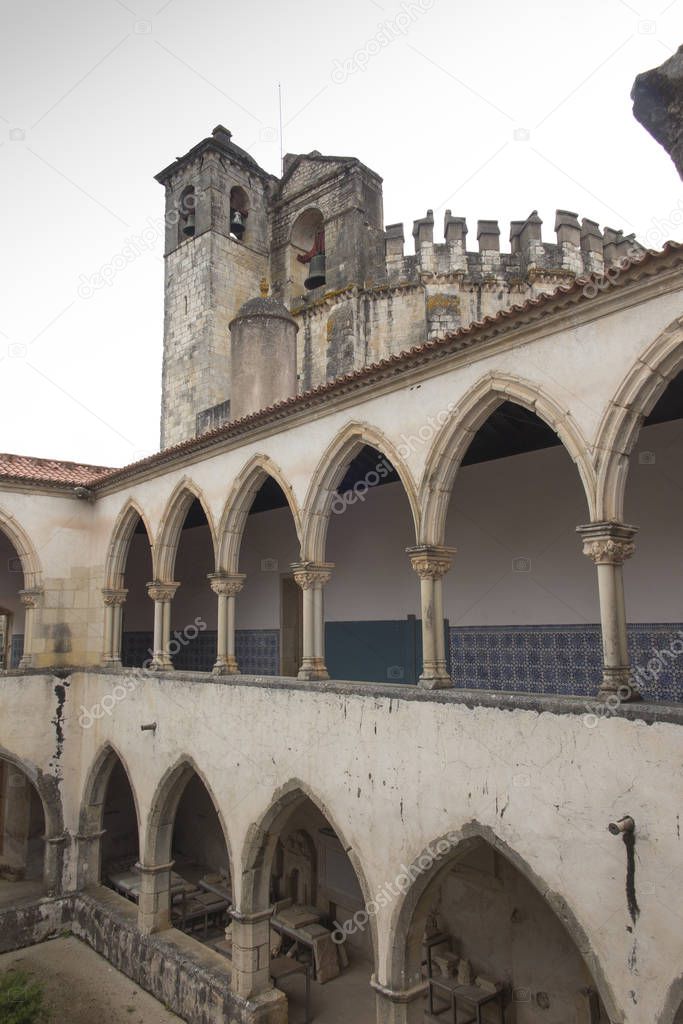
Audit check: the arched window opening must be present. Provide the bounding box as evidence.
[400,836,611,1023]
[171,497,215,671]
[178,185,197,242]
[229,185,249,240]
[101,759,139,887]
[0,759,46,901]
[237,477,300,676]
[443,401,596,695]
[622,370,683,701]
[291,208,326,294]
[120,513,154,669]
[0,528,25,669]
[251,792,374,1021]
[325,444,417,684]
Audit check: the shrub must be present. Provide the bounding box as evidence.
[0,970,46,1024]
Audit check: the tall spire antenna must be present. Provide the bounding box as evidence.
[278,82,284,176]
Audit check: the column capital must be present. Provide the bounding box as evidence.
[230,906,274,925]
[18,587,43,609]
[102,587,128,607]
[407,545,456,579]
[146,580,180,602]
[577,522,638,565]
[135,859,175,876]
[207,571,246,597]
[291,561,334,589]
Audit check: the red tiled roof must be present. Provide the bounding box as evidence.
[0,453,113,487]
[1,240,681,492]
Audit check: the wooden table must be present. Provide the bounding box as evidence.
[108,869,195,904]
[270,955,312,1023]
[427,976,504,1023]
[174,891,230,937]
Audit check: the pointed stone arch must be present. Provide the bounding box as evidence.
[142,755,233,878]
[0,507,42,590]
[217,454,302,573]
[77,742,140,888]
[419,374,597,545]
[301,421,420,563]
[104,499,155,588]
[0,743,64,894]
[239,777,378,964]
[155,478,217,582]
[594,315,683,521]
[385,821,621,1024]
[79,741,140,836]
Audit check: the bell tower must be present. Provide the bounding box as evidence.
[155,126,276,448]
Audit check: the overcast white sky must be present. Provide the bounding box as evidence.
[1,0,681,467]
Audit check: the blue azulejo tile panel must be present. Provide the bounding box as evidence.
[122,629,280,675]
[10,634,24,669]
[449,624,683,701]
[236,630,280,676]
[627,624,683,703]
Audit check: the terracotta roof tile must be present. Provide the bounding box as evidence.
[0,453,113,487]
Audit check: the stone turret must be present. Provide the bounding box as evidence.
[229,281,299,422]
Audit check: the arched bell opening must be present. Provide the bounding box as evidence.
[291,208,326,295]
[229,185,249,241]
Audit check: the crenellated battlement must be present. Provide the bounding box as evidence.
[384,208,644,285]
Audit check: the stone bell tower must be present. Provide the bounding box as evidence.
[155,126,277,449]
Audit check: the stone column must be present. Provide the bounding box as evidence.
[372,977,426,1024]
[208,572,246,674]
[146,581,179,670]
[18,588,42,670]
[577,521,639,701]
[291,562,334,680]
[74,829,106,890]
[407,546,456,689]
[230,907,275,998]
[44,833,67,896]
[136,859,174,933]
[101,588,127,666]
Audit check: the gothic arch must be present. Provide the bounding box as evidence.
[155,479,217,582]
[216,454,302,573]
[0,743,64,894]
[104,499,155,589]
[594,316,683,521]
[385,821,621,1024]
[141,756,233,877]
[419,374,597,545]
[301,422,420,563]
[79,741,140,836]
[0,507,43,590]
[239,777,378,964]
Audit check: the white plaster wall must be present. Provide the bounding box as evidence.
[2,671,681,1023]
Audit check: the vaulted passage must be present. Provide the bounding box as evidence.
[324,444,419,684]
[0,759,46,906]
[442,403,598,695]
[119,511,154,668]
[0,528,26,668]
[240,790,375,1022]
[396,835,610,1023]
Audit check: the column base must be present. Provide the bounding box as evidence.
[147,656,174,672]
[101,656,122,668]
[297,658,329,681]
[17,655,32,671]
[213,656,240,675]
[418,665,452,690]
[598,668,642,702]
